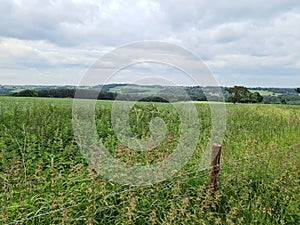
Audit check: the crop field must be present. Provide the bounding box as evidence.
[0,96,299,224]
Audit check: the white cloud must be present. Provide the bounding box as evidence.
[0,0,299,86]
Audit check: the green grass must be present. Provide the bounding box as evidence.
[109,85,162,95]
[249,90,280,96]
[0,97,299,224]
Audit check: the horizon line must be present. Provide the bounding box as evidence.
[0,83,299,89]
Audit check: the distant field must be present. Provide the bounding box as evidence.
[2,85,300,105]
[109,85,162,94]
[249,90,280,96]
[1,96,299,224]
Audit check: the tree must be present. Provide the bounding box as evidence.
[295,88,300,93]
[225,86,263,103]
[11,89,38,97]
[225,86,249,103]
[281,99,287,104]
[249,92,264,103]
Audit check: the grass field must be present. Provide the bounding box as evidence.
[109,85,162,95]
[248,90,281,96]
[0,97,299,224]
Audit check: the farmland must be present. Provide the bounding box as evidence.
[2,84,300,104]
[0,96,299,224]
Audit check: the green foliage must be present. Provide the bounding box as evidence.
[10,89,38,97]
[281,99,287,104]
[225,86,263,103]
[37,88,76,98]
[295,88,300,93]
[0,97,299,224]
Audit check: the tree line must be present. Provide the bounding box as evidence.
[8,88,202,102]
[8,86,300,104]
[9,89,119,100]
[225,86,263,103]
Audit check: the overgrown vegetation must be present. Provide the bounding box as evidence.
[0,97,299,224]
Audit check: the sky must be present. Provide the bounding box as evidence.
[0,0,299,87]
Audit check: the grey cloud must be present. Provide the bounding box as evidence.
[0,0,168,46]
[159,0,300,29]
[0,0,299,86]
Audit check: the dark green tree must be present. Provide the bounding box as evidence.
[249,92,264,103]
[281,99,287,104]
[295,88,300,93]
[225,86,249,103]
[11,89,38,97]
[225,86,263,103]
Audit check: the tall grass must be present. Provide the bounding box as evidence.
[0,97,299,224]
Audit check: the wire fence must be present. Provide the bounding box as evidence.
[4,141,300,225]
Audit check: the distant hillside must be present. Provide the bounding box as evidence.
[248,87,300,104]
[2,84,300,104]
[0,85,78,95]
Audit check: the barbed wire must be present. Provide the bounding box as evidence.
[54,215,86,225]
[217,142,300,173]
[218,152,300,192]
[4,203,82,225]
[222,142,300,166]
[4,141,300,225]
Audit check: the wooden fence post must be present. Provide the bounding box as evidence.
[209,144,222,191]
[203,144,222,210]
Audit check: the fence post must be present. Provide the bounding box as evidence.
[203,144,222,211]
[209,144,222,192]
[203,144,222,210]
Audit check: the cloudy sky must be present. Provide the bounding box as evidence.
[0,0,299,87]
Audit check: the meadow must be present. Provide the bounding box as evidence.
[0,96,299,224]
